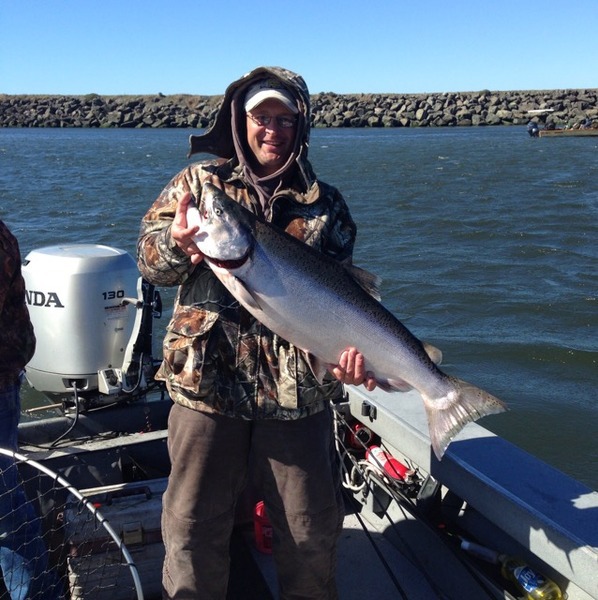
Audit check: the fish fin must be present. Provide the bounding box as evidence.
[225,275,263,311]
[304,353,329,384]
[377,378,413,392]
[422,376,508,460]
[344,264,382,301]
[422,341,443,365]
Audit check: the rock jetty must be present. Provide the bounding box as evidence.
[1,89,596,129]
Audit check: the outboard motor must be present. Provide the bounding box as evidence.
[22,244,161,409]
[527,121,540,137]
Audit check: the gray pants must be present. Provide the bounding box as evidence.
[162,403,344,600]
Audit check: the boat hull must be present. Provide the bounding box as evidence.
[539,128,598,137]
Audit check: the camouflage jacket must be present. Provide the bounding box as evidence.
[0,220,36,388]
[137,157,357,419]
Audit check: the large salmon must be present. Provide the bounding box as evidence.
[187,183,506,459]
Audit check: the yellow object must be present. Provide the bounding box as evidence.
[499,555,564,600]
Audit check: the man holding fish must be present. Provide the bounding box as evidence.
[137,66,504,600]
[138,66,377,600]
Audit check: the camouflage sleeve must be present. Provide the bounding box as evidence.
[0,220,36,374]
[137,165,203,287]
[0,221,17,315]
[321,185,357,264]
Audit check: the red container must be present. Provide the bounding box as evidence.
[254,501,273,554]
[366,445,409,481]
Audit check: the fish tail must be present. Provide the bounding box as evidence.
[423,376,507,460]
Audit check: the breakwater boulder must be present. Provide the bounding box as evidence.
[0,93,223,129]
[1,89,596,129]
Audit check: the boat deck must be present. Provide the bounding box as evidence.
[13,389,598,600]
[243,508,506,599]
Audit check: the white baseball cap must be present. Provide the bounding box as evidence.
[244,78,299,114]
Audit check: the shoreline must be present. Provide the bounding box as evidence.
[1,88,597,129]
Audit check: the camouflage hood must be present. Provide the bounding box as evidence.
[188,67,313,191]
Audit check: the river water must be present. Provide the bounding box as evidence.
[1,126,596,489]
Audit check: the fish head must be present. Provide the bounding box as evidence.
[191,183,254,266]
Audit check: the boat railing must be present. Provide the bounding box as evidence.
[343,385,598,600]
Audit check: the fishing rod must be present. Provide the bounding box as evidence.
[333,405,450,599]
[332,404,504,599]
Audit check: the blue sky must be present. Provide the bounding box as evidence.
[1,0,597,96]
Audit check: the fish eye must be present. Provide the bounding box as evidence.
[214,207,222,216]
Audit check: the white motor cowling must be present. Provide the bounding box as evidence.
[22,244,140,394]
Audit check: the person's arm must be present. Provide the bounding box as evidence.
[0,222,18,314]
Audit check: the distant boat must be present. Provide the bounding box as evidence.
[526,109,598,137]
[539,127,598,137]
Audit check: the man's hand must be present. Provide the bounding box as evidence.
[331,347,376,391]
[171,193,204,264]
